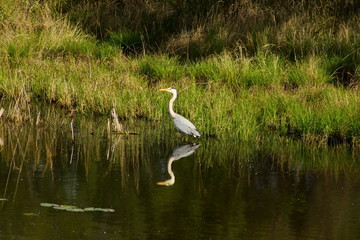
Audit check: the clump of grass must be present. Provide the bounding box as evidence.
[187,53,241,85]
[275,87,360,144]
[138,55,185,84]
[187,52,285,89]
[325,54,360,88]
[285,56,329,88]
[109,31,143,54]
[238,52,284,88]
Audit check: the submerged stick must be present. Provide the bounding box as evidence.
[107,118,111,140]
[112,132,140,135]
[69,144,74,164]
[71,118,75,143]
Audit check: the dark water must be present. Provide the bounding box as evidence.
[0,116,359,240]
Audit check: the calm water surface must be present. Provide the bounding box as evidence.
[0,116,359,240]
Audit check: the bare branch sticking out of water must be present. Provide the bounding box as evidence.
[35,111,41,126]
[111,109,123,132]
[110,109,139,135]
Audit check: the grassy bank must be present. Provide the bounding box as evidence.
[0,0,359,145]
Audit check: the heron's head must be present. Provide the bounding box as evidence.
[159,87,177,95]
[156,179,175,186]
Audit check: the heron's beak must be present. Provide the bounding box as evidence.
[159,88,169,92]
[156,180,172,186]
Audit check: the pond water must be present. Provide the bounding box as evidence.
[0,114,359,240]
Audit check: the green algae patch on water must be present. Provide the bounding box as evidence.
[40,203,115,213]
[40,203,60,207]
[84,207,115,212]
[64,208,85,213]
[53,205,78,211]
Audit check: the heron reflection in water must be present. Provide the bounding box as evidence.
[157,144,201,186]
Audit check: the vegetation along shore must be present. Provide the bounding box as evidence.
[0,0,359,145]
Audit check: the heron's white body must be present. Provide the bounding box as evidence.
[160,87,201,138]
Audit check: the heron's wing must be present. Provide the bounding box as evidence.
[173,114,200,137]
[172,144,201,160]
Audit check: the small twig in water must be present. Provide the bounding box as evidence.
[35,111,41,126]
[71,119,75,143]
[106,118,111,140]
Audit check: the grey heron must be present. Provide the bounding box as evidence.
[159,87,201,138]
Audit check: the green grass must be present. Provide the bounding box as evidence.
[1,50,359,145]
[0,0,359,146]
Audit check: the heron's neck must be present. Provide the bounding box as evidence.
[167,157,175,185]
[168,92,177,118]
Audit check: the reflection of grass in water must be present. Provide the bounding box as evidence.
[0,115,359,240]
[1,108,358,239]
[0,112,160,201]
[0,111,359,201]
[196,137,360,181]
